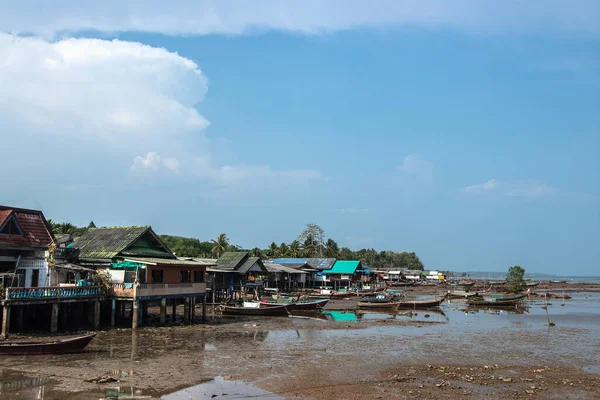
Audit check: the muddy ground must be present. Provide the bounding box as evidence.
[0,282,598,399]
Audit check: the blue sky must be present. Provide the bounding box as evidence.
[1,1,598,274]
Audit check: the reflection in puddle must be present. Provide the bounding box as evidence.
[163,376,281,399]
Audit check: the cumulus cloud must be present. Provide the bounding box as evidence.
[131,152,180,173]
[463,179,558,198]
[397,154,433,182]
[1,1,598,39]
[0,33,209,144]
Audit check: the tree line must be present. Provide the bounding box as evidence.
[46,221,425,271]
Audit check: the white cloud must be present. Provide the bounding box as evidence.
[1,1,598,39]
[463,179,558,198]
[131,152,181,173]
[0,33,209,144]
[397,154,433,182]
[193,157,322,187]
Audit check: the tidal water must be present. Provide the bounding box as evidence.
[1,292,599,399]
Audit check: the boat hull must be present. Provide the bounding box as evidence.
[397,297,446,308]
[220,305,291,316]
[0,334,96,355]
[357,302,400,309]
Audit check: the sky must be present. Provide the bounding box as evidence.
[1,1,599,275]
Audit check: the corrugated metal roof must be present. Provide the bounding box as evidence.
[322,260,361,275]
[272,258,336,270]
[264,263,307,274]
[215,251,248,271]
[125,257,207,267]
[74,226,173,260]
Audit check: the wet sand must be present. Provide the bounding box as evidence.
[0,283,599,399]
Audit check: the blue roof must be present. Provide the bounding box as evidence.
[272,258,336,270]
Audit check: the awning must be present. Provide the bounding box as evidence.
[54,263,95,272]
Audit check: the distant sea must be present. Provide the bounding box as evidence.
[458,271,600,284]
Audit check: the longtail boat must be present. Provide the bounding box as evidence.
[454,281,475,288]
[260,298,329,311]
[447,290,480,299]
[0,333,96,355]
[219,303,291,316]
[467,291,529,307]
[357,301,401,309]
[397,295,447,308]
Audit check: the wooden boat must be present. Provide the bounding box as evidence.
[447,290,479,299]
[526,281,540,287]
[261,298,329,311]
[357,301,401,309]
[359,294,399,303]
[467,292,528,307]
[387,281,415,287]
[455,281,475,288]
[397,295,447,308]
[219,303,290,316]
[0,333,96,355]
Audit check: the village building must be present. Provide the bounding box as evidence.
[0,206,102,338]
[207,251,268,301]
[263,262,307,292]
[71,226,211,328]
[270,258,336,287]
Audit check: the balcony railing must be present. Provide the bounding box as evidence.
[6,286,101,300]
[110,282,206,298]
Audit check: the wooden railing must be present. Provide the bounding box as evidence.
[110,282,206,298]
[6,286,101,300]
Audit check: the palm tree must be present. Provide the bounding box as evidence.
[54,222,76,235]
[278,242,290,258]
[289,240,301,258]
[251,247,265,258]
[325,238,340,258]
[267,242,279,258]
[211,233,229,258]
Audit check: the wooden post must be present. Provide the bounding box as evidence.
[132,300,139,329]
[172,299,177,322]
[2,304,11,338]
[60,304,68,331]
[183,297,190,324]
[51,303,59,333]
[202,295,207,322]
[16,306,24,332]
[160,298,166,325]
[93,301,100,329]
[121,301,126,319]
[111,300,116,327]
[190,297,196,323]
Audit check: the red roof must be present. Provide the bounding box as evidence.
[0,207,53,249]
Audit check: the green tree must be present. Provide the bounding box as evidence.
[298,224,325,257]
[505,265,526,293]
[325,238,340,258]
[211,233,230,258]
[267,242,279,258]
[278,242,290,257]
[54,222,77,235]
[87,221,96,228]
[289,240,301,258]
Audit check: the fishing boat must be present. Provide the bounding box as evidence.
[447,290,480,299]
[454,281,475,288]
[219,303,290,316]
[525,281,540,287]
[397,295,447,308]
[0,333,96,355]
[387,281,415,287]
[467,291,529,307]
[260,298,329,311]
[359,293,400,303]
[357,301,401,309]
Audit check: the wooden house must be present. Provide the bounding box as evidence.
[207,252,268,300]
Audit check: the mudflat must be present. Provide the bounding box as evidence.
[0,284,599,399]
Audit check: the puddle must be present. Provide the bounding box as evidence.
[163,376,282,399]
[583,366,600,374]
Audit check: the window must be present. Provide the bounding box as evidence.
[180,270,191,283]
[0,216,23,236]
[151,269,164,284]
[194,271,205,283]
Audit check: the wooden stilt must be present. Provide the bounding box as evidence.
[183,297,190,324]
[132,300,139,329]
[50,303,59,333]
[2,304,11,338]
[93,301,101,329]
[111,300,116,327]
[160,298,166,325]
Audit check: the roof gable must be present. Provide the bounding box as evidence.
[215,251,249,272]
[322,260,361,275]
[0,206,53,249]
[75,226,174,260]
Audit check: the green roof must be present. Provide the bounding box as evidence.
[322,260,361,275]
[74,226,173,260]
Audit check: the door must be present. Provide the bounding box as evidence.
[31,269,39,287]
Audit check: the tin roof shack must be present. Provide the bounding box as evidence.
[207,252,268,301]
[264,262,307,292]
[0,207,102,338]
[271,258,336,288]
[320,260,367,289]
[0,206,54,289]
[404,270,425,281]
[72,226,210,328]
